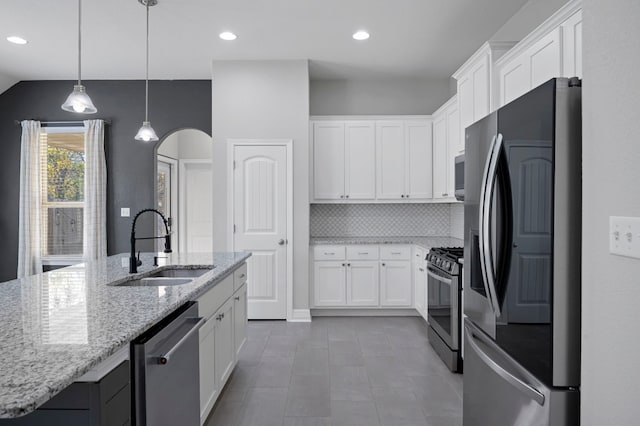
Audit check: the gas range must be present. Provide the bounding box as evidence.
[426,247,463,275]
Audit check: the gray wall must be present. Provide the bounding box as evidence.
[0,80,211,282]
[310,78,451,115]
[490,0,570,41]
[211,60,310,311]
[581,1,640,423]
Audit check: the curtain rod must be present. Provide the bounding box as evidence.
[14,119,112,126]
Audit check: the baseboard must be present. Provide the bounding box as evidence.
[311,308,420,317]
[288,309,312,322]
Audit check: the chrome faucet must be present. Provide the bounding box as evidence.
[130,208,172,273]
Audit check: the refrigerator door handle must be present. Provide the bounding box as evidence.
[478,134,500,316]
[482,133,504,318]
[465,323,545,406]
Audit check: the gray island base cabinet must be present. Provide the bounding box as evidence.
[0,361,130,426]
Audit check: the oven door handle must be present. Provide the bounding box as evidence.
[426,268,452,285]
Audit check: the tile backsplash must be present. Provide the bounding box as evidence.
[311,203,456,237]
[450,203,464,240]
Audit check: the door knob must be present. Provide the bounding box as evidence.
[278,239,285,245]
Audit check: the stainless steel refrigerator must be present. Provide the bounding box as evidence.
[463,77,581,426]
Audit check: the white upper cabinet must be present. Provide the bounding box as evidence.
[496,1,583,108]
[376,121,406,200]
[453,41,516,153]
[345,121,376,200]
[432,96,459,200]
[406,120,433,199]
[376,119,432,201]
[312,121,375,201]
[313,122,345,200]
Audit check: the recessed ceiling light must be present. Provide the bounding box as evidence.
[6,36,28,45]
[219,32,237,41]
[352,31,370,41]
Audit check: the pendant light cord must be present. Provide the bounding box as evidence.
[145,1,150,121]
[77,0,82,85]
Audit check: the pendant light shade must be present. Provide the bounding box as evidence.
[135,0,158,142]
[61,0,97,114]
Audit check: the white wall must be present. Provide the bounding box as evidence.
[211,60,310,310]
[491,0,570,41]
[158,129,211,159]
[0,72,17,95]
[158,132,179,159]
[581,1,640,424]
[310,78,450,115]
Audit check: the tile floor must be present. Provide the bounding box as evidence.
[205,316,463,426]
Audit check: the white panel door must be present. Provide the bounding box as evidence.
[313,122,345,200]
[380,261,413,306]
[528,27,562,90]
[346,261,379,306]
[376,121,406,200]
[561,10,583,78]
[500,56,529,106]
[314,261,346,306]
[406,120,433,200]
[472,56,490,120]
[180,160,213,252]
[233,145,288,319]
[345,121,375,200]
[432,113,448,199]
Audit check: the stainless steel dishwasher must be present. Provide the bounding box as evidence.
[131,301,205,426]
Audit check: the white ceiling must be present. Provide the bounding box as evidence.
[0,0,529,81]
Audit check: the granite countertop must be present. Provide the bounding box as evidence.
[310,236,463,250]
[0,251,250,419]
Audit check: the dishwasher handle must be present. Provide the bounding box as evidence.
[158,317,206,365]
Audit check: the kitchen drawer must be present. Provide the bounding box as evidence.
[380,245,412,260]
[314,245,346,261]
[233,263,247,291]
[346,246,379,260]
[198,274,234,320]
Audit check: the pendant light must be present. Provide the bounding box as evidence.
[61,0,97,114]
[135,0,159,142]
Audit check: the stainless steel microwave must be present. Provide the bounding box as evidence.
[454,154,464,201]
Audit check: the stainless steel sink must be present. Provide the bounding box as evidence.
[115,277,194,287]
[147,267,213,279]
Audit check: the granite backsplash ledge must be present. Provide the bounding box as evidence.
[310,203,453,237]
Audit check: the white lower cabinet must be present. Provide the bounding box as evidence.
[198,263,248,424]
[379,261,413,307]
[314,261,347,306]
[346,261,379,306]
[414,248,427,318]
[233,283,247,357]
[214,298,235,387]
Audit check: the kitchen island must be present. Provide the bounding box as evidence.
[0,251,250,420]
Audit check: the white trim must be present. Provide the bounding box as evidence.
[227,139,294,321]
[495,0,583,68]
[311,308,419,317]
[41,257,83,266]
[289,309,312,322]
[310,115,431,121]
[452,41,518,79]
[179,159,212,253]
[432,94,457,117]
[157,155,178,252]
[309,198,458,205]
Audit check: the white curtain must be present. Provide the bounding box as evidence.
[17,120,42,278]
[83,119,107,260]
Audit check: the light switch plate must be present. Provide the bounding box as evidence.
[121,208,130,217]
[609,216,640,259]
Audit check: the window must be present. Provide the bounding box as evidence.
[39,126,85,263]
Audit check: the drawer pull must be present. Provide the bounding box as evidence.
[357,252,369,255]
[391,252,402,255]
[239,273,245,279]
[234,296,240,301]
[324,252,335,255]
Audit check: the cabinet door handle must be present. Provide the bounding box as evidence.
[342,263,346,266]
[419,268,424,272]
[442,193,448,197]
[406,194,410,198]
[401,194,405,198]
[340,195,344,199]
[381,263,386,266]
[345,195,350,199]
[347,263,351,266]
[239,273,245,279]
[235,296,240,301]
